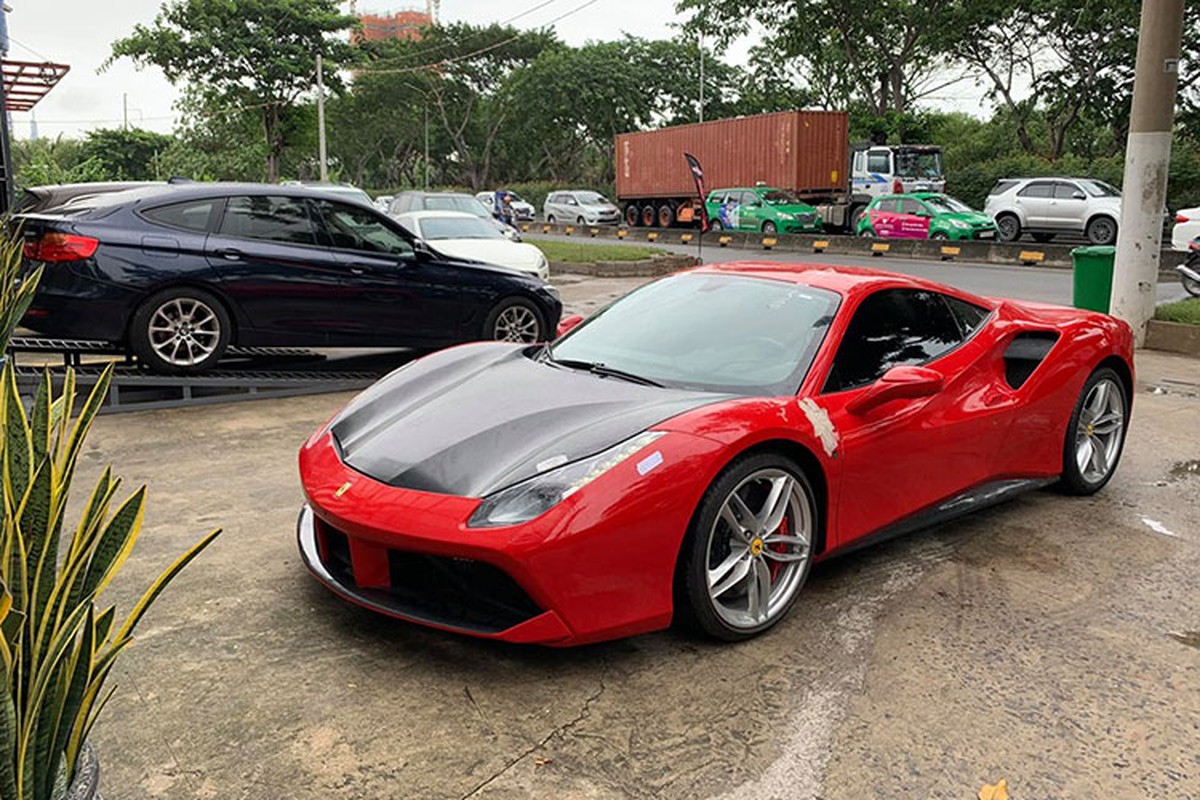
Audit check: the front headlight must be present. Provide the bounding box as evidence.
[468,432,666,527]
[950,219,970,229]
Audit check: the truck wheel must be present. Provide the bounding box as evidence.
[658,205,674,228]
[641,206,657,227]
[625,205,640,227]
[850,205,868,229]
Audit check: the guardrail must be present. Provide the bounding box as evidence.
[523,222,1187,279]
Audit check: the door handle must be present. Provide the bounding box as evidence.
[213,247,243,261]
[346,262,372,276]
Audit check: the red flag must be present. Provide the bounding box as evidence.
[684,152,710,233]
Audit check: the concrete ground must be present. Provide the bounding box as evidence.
[79,275,1199,799]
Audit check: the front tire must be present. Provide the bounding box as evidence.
[1087,216,1118,245]
[483,297,547,343]
[1182,269,1200,297]
[547,215,556,225]
[931,231,949,241]
[130,287,231,374]
[1058,367,1128,495]
[762,221,778,235]
[677,453,817,642]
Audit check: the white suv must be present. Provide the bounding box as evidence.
[985,178,1121,245]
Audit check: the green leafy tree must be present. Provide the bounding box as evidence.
[678,0,968,120]
[108,0,356,182]
[12,138,110,187]
[79,128,175,181]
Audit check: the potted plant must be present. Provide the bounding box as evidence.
[0,231,221,799]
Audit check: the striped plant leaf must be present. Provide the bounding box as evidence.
[78,488,145,601]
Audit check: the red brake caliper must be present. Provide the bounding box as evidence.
[768,514,789,580]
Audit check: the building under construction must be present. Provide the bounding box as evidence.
[351,2,439,43]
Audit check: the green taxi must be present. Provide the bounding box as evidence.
[855,193,998,241]
[705,186,824,235]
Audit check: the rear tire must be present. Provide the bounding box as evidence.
[130,287,231,374]
[641,205,657,227]
[997,214,1021,242]
[625,205,640,227]
[483,297,547,343]
[1057,367,1128,495]
[677,452,817,642]
[658,204,674,228]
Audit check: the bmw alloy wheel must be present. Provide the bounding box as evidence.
[705,468,812,630]
[147,297,222,367]
[1074,377,1125,484]
[492,305,541,342]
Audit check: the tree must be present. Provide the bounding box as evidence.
[79,128,175,180]
[109,0,356,181]
[678,0,968,122]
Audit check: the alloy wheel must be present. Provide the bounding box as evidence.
[492,305,541,342]
[705,468,812,630]
[1074,377,1125,484]
[147,297,222,367]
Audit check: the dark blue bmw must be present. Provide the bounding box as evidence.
[20,183,562,373]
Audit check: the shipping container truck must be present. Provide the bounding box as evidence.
[615,110,945,232]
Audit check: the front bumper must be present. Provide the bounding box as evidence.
[297,429,722,645]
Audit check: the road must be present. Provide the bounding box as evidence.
[530,232,1189,306]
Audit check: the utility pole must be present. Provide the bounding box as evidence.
[1111,0,1185,343]
[122,92,128,130]
[424,106,430,191]
[316,54,328,182]
[698,31,705,124]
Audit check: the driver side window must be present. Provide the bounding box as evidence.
[823,289,964,393]
[312,199,414,257]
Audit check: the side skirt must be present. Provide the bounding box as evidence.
[821,477,1057,561]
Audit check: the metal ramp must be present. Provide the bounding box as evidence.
[6,337,405,413]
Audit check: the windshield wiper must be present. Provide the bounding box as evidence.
[547,356,663,387]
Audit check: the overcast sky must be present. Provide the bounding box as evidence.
[7,0,983,140]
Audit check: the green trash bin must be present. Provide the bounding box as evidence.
[1071,245,1116,312]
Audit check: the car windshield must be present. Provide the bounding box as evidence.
[894,149,944,179]
[549,273,840,395]
[426,195,490,217]
[762,190,804,205]
[921,194,973,214]
[1079,180,1121,198]
[574,191,609,205]
[419,216,505,240]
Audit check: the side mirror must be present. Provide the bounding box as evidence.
[914,210,931,218]
[412,239,435,261]
[846,365,943,415]
[1072,191,1086,200]
[556,314,585,338]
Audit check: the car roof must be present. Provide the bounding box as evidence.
[32,182,383,212]
[398,190,477,198]
[691,261,989,301]
[397,210,480,220]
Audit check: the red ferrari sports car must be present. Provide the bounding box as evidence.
[298,262,1134,646]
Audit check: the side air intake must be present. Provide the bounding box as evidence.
[1003,332,1060,389]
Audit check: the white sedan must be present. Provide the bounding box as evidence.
[395,211,550,280]
[1172,207,1200,251]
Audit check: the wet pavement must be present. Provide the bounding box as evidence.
[76,276,1199,799]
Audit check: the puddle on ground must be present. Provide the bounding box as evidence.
[1167,460,1200,482]
[1168,630,1200,649]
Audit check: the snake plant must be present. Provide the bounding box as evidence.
[0,362,221,799]
[0,230,40,358]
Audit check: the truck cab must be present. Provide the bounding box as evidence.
[851,145,945,204]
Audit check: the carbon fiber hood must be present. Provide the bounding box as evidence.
[330,343,722,498]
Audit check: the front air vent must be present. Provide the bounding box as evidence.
[1003,332,1060,389]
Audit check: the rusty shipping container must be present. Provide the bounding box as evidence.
[616,110,850,201]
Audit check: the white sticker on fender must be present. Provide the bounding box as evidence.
[798,398,839,457]
[637,451,664,475]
